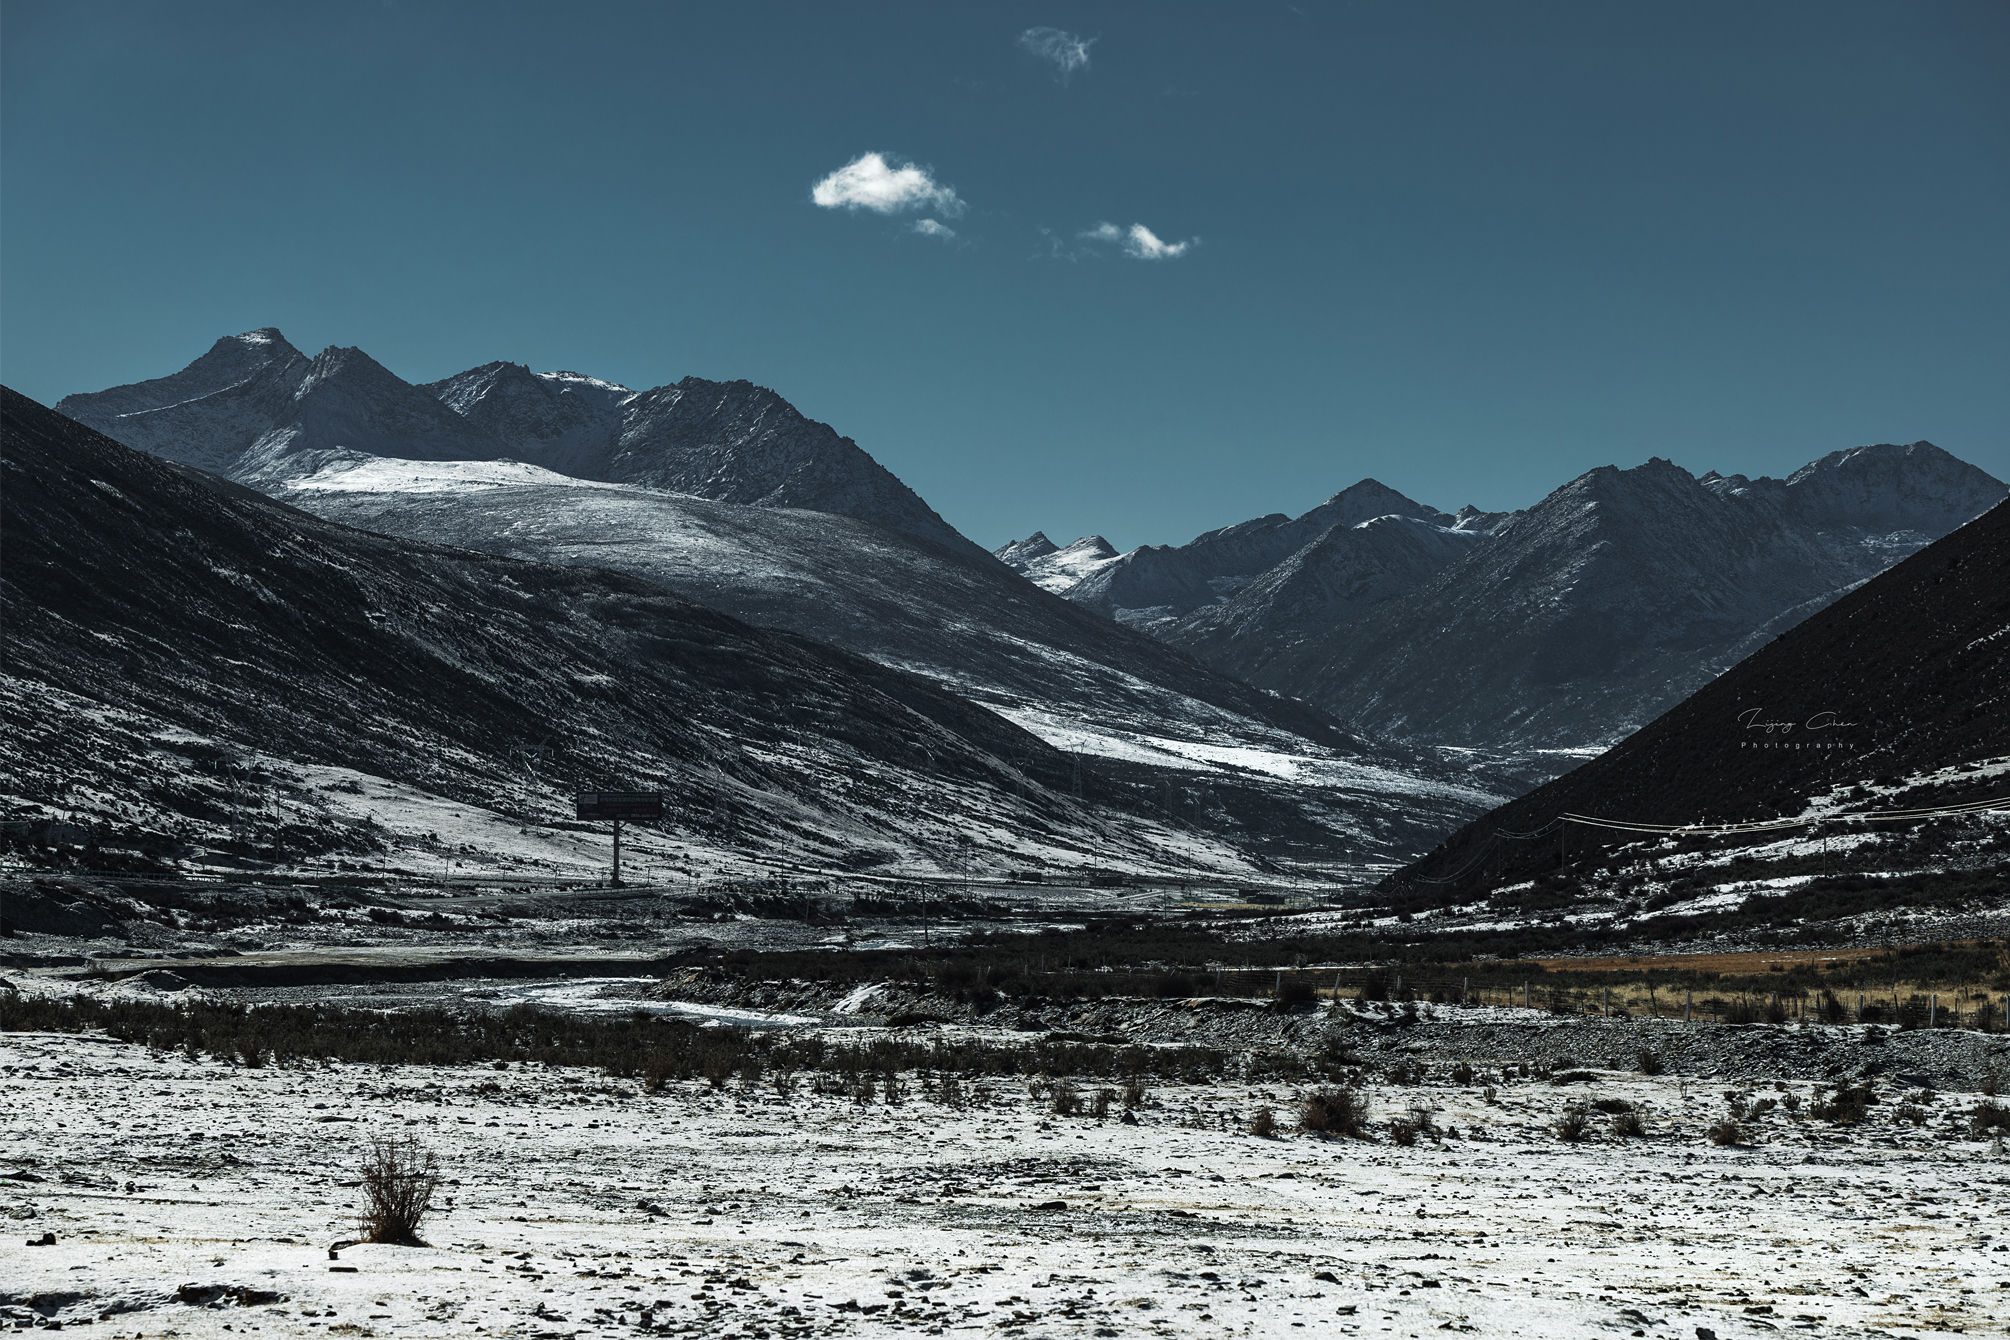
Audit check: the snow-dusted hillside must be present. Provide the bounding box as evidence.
[1,388,1270,883]
[280,455,1503,867]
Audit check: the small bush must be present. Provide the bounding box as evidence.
[1896,1102,1927,1126]
[358,1137,439,1246]
[1707,1119,1744,1147]
[1591,1098,1634,1115]
[1969,1101,2010,1137]
[1554,1105,1591,1142]
[1811,1083,1875,1124]
[1449,1061,1475,1085]
[1300,1086,1369,1137]
[1613,1109,1648,1138]
[1250,1105,1278,1138]
[1051,1079,1081,1117]
[1122,1074,1147,1109]
[1636,1049,1665,1076]
[1091,1087,1114,1120]
[935,1072,965,1108]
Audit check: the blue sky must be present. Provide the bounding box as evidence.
[4,1,2005,549]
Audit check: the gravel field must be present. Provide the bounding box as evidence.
[6,1012,2010,1338]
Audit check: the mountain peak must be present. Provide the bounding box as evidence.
[995,531,1059,565]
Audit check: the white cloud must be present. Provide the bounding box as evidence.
[1120,223,1193,260]
[911,218,956,240]
[1018,26,1094,81]
[1079,220,1196,260]
[811,152,965,217]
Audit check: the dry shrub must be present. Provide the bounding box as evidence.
[1969,1101,2010,1137]
[1299,1086,1369,1137]
[1091,1087,1114,1119]
[359,1137,439,1246]
[1050,1079,1081,1117]
[1707,1119,1744,1146]
[1122,1074,1147,1110]
[1249,1105,1278,1138]
[1811,1083,1875,1124]
[1553,1105,1591,1142]
[1613,1109,1648,1138]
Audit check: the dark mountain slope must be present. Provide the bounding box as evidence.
[1389,492,2010,899]
[1251,448,2005,752]
[1164,514,1481,665]
[0,388,1215,878]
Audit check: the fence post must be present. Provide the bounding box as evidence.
[1602,985,1609,1017]
[1462,976,1469,1007]
[1684,989,1691,1023]
[1523,981,1530,1010]
[1929,993,1936,1028]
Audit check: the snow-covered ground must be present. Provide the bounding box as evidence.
[5,1027,2006,1337]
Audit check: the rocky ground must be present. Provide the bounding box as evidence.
[6,999,2010,1339]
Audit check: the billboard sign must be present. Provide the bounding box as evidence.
[575,791,664,821]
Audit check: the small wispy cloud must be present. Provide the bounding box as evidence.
[911,218,956,240]
[811,152,965,217]
[1018,26,1094,82]
[1079,220,1197,260]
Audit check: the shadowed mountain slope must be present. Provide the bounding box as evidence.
[1388,491,2010,898]
[1245,448,2004,752]
[1,388,1230,878]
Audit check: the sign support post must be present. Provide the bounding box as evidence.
[575,792,664,888]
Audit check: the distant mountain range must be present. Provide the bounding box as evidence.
[1390,487,2010,900]
[1003,448,2004,756]
[47,333,1505,869]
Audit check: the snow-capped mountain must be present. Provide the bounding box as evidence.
[1248,447,2005,753]
[997,479,1484,625]
[0,387,1253,880]
[57,329,977,558]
